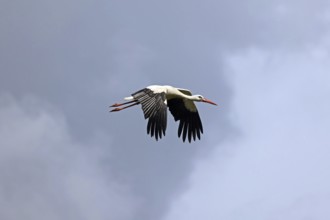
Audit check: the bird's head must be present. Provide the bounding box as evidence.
[194,95,217,105]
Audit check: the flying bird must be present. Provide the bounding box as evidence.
[110,85,217,142]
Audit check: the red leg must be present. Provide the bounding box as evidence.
[110,102,139,112]
[110,100,137,107]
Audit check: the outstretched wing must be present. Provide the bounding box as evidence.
[132,88,167,141]
[167,98,203,143]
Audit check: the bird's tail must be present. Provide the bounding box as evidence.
[124,96,134,101]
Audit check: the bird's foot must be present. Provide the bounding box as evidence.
[110,108,122,112]
[110,103,121,107]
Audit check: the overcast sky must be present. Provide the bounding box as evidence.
[1,1,330,220]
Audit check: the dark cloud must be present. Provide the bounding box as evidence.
[0,1,231,219]
[0,95,138,220]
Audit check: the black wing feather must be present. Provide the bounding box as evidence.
[132,88,167,141]
[168,98,203,143]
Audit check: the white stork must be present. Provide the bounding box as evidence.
[110,85,217,142]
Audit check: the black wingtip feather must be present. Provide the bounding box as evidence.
[168,98,204,143]
[133,89,168,141]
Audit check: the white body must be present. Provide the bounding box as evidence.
[125,85,199,112]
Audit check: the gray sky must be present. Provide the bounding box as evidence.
[1,0,330,220]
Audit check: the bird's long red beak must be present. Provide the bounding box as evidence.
[202,98,217,106]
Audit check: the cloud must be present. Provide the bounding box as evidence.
[0,95,138,220]
[2,1,330,220]
[164,36,330,220]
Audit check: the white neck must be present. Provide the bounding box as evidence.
[166,86,201,102]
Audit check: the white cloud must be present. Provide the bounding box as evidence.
[0,95,138,220]
[164,37,330,220]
